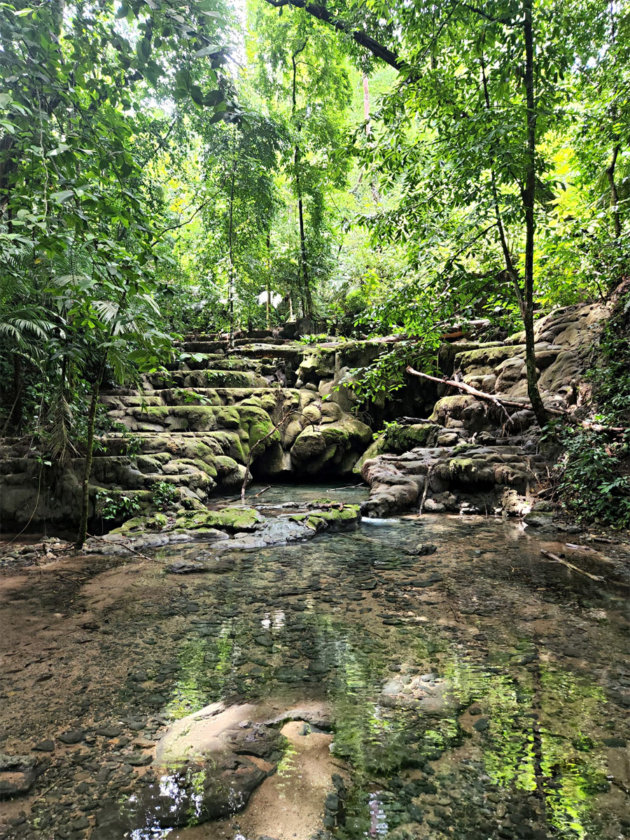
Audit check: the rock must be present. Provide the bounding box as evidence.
[424,499,445,512]
[126,752,153,767]
[92,757,268,836]
[166,561,212,574]
[416,543,437,556]
[0,754,42,799]
[57,729,85,744]
[32,740,55,752]
[95,726,122,738]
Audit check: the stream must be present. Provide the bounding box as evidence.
[0,484,629,840]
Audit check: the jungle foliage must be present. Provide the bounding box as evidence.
[1,0,629,534]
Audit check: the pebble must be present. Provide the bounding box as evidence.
[33,739,55,752]
[58,729,85,744]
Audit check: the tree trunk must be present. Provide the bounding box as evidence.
[606,144,622,240]
[522,0,547,427]
[227,131,237,348]
[76,370,103,548]
[266,230,271,329]
[292,42,311,319]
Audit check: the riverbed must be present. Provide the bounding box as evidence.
[0,486,628,840]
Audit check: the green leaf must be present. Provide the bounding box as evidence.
[194,44,221,58]
[50,190,74,203]
[203,89,224,107]
[175,68,191,91]
[190,85,204,106]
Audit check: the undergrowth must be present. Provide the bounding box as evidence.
[552,289,630,529]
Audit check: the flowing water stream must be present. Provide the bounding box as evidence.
[0,484,628,840]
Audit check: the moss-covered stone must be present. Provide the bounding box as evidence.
[175,506,264,532]
[289,504,360,532]
[383,422,441,453]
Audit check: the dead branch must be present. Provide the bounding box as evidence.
[405,366,627,432]
[540,549,605,582]
[406,365,522,422]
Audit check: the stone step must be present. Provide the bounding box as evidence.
[106,401,277,437]
[232,343,304,361]
[181,340,227,353]
[144,368,270,390]
[103,387,302,411]
[167,353,261,372]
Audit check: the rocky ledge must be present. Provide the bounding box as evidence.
[85,500,361,556]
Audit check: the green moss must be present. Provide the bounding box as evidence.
[175,506,264,532]
[204,370,266,388]
[216,406,240,429]
[115,509,167,534]
[456,344,524,370]
[147,512,168,530]
[289,504,360,531]
[382,422,440,454]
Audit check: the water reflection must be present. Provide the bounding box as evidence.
[99,508,627,839]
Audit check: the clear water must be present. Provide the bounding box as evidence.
[1,488,628,840]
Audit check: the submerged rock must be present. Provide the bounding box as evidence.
[0,754,42,799]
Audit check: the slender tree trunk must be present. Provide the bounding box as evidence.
[227,131,237,348]
[266,230,271,330]
[292,42,311,320]
[76,367,104,548]
[296,183,311,317]
[606,144,622,240]
[522,0,547,427]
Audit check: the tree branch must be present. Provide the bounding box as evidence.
[405,365,566,416]
[262,0,404,70]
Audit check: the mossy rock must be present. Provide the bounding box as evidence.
[209,430,248,463]
[382,422,441,454]
[289,504,360,531]
[203,370,268,389]
[290,428,327,463]
[175,506,264,532]
[352,438,387,475]
[216,406,241,429]
[116,511,169,534]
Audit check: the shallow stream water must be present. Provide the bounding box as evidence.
[0,485,628,840]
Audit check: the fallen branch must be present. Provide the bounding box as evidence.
[406,365,523,421]
[540,549,605,582]
[405,366,627,432]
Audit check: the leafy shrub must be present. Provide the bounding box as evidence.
[552,289,630,529]
[554,425,630,529]
[151,480,179,511]
[95,490,141,522]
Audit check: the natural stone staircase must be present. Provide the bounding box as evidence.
[0,335,373,529]
[0,301,609,530]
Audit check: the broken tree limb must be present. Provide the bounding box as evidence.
[540,549,605,582]
[406,365,534,420]
[405,366,627,432]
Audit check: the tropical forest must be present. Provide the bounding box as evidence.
[0,0,629,839]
